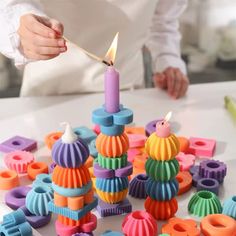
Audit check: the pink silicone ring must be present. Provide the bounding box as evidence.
[55,220,79,236]
[4,151,34,174]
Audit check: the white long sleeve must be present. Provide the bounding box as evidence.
[146,0,187,75]
[0,0,45,68]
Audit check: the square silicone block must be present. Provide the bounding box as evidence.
[188,137,216,157]
[0,136,37,153]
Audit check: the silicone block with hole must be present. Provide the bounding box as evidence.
[0,170,19,190]
[26,185,53,216]
[122,211,157,236]
[5,186,31,210]
[4,150,35,173]
[161,217,200,236]
[0,135,37,153]
[97,198,132,217]
[200,214,236,236]
[27,162,49,180]
[0,209,33,236]
[188,137,216,157]
[128,134,146,148]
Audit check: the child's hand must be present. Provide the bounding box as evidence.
[153,67,189,99]
[17,14,66,60]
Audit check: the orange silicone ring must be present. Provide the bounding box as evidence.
[27,162,48,180]
[201,214,236,236]
[52,164,91,188]
[57,212,91,227]
[177,136,190,153]
[96,133,129,157]
[45,132,63,150]
[0,170,19,190]
[85,155,94,168]
[162,217,200,236]
[176,171,192,195]
[145,197,178,220]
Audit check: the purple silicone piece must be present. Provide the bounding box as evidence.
[72,233,93,236]
[115,162,133,177]
[190,165,199,176]
[199,160,227,184]
[5,186,32,210]
[97,198,132,217]
[129,174,148,199]
[20,205,51,228]
[0,135,37,153]
[52,138,90,168]
[145,119,162,136]
[192,173,202,187]
[93,163,114,178]
[196,178,219,195]
[49,162,57,173]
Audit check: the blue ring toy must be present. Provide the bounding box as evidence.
[52,181,92,197]
[100,124,124,136]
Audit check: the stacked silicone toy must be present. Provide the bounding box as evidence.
[48,123,98,235]
[144,114,180,220]
[92,104,133,217]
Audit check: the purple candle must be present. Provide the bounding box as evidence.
[105,66,120,113]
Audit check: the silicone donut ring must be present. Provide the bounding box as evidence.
[176,171,192,195]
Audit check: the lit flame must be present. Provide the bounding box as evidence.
[104,32,119,65]
[164,111,172,122]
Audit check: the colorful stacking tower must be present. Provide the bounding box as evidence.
[92,105,133,217]
[48,123,98,235]
[144,113,180,220]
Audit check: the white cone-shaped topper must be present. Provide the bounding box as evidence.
[61,122,78,143]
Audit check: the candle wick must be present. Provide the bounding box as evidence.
[110,61,114,66]
[161,121,165,125]
[102,60,111,66]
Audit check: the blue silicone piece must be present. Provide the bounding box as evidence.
[96,177,129,193]
[0,209,32,236]
[92,105,133,126]
[145,178,179,201]
[48,197,98,220]
[52,181,92,197]
[74,126,97,143]
[26,185,53,216]
[100,124,124,136]
[101,230,124,236]
[88,139,98,158]
[33,173,52,190]
[223,196,236,219]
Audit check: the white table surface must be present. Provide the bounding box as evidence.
[0,81,236,235]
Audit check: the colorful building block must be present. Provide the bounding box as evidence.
[0,170,19,190]
[188,137,216,157]
[176,152,196,171]
[0,135,37,153]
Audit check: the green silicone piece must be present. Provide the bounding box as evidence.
[97,153,128,169]
[145,158,179,181]
[188,190,222,217]
[159,234,170,236]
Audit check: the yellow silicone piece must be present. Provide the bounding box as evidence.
[145,133,180,161]
[96,189,128,204]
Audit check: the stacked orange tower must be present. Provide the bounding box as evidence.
[48,123,98,235]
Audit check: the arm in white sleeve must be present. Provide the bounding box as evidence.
[0,0,45,68]
[146,0,188,75]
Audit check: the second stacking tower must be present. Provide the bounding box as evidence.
[144,114,180,220]
[92,105,133,217]
[49,123,98,235]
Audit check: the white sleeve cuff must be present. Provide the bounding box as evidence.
[2,2,46,68]
[153,55,187,75]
